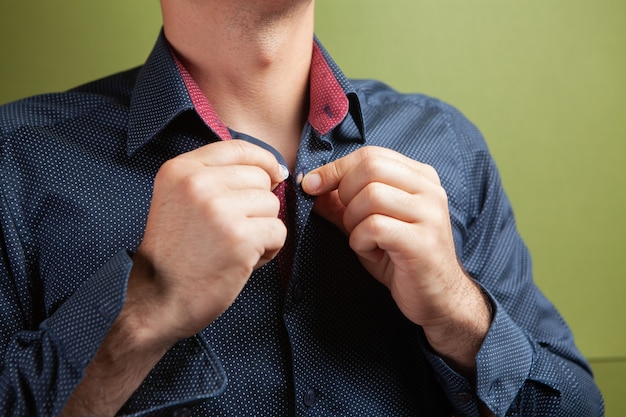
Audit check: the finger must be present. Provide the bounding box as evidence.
[348,214,390,263]
[247,217,288,269]
[180,140,289,185]
[335,155,440,207]
[219,189,281,218]
[301,146,439,196]
[221,216,287,270]
[342,183,422,233]
[205,165,276,191]
[164,166,278,215]
[301,147,376,195]
[311,190,348,235]
[349,214,402,263]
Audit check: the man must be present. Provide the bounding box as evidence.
[0,1,604,416]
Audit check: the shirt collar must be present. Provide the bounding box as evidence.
[127,30,365,156]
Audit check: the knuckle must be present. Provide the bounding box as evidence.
[270,194,282,215]
[268,219,288,246]
[358,145,380,159]
[156,158,185,182]
[361,157,384,179]
[422,164,442,185]
[363,182,385,204]
[357,146,374,160]
[325,160,342,184]
[364,213,387,235]
[229,139,251,157]
[433,184,449,205]
[255,166,273,189]
[220,221,248,248]
[179,171,209,197]
[357,147,391,180]
[202,194,231,221]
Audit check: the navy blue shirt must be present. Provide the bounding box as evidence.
[0,32,603,416]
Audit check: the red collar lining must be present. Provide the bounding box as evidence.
[172,42,349,140]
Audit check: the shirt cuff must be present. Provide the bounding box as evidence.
[40,250,228,416]
[422,288,534,416]
[41,249,132,370]
[474,290,534,415]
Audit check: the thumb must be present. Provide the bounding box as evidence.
[271,163,290,190]
[312,190,348,235]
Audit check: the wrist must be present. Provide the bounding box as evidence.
[122,252,180,352]
[61,257,174,417]
[423,275,493,377]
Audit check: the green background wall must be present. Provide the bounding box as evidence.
[1,1,624,415]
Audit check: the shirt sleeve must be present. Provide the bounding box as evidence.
[0,223,227,417]
[422,106,605,417]
[0,245,131,416]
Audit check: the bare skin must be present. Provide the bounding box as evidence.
[301,147,492,376]
[302,148,495,416]
[61,1,494,415]
[61,141,289,416]
[161,0,314,171]
[61,1,312,413]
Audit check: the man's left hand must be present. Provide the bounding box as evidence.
[302,146,492,373]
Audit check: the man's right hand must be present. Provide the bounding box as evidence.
[62,140,288,417]
[130,139,288,347]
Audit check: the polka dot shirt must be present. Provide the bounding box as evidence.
[0,31,603,416]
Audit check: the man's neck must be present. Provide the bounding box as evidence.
[161,0,315,169]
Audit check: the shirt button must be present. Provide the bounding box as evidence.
[303,388,320,407]
[296,171,305,186]
[295,166,310,186]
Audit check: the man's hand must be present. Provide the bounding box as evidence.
[132,139,289,345]
[62,140,288,417]
[301,146,491,374]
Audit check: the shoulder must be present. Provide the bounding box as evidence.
[351,78,454,112]
[349,79,502,227]
[0,67,141,142]
[350,78,491,156]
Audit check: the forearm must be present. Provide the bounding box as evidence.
[424,288,604,417]
[0,251,136,416]
[61,260,175,417]
[421,271,495,417]
[422,269,492,380]
[61,318,169,416]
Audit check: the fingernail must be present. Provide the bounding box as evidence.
[302,172,321,193]
[279,164,290,181]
